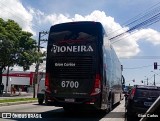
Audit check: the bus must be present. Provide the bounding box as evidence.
[45,21,124,112]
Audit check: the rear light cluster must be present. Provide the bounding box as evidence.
[130,88,136,99]
[85,98,96,104]
[90,74,101,96]
[45,73,51,93]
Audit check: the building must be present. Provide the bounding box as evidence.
[2,71,45,92]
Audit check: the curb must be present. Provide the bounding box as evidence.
[0,100,38,107]
[0,93,33,97]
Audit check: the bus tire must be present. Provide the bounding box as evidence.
[45,96,50,105]
[38,98,44,105]
[101,108,109,114]
[63,106,74,112]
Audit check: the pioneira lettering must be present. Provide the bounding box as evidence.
[51,45,94,53]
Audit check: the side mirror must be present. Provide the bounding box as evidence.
[124,94,129,97]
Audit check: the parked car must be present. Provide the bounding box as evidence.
[37,78,45,105]
[126,85,160,116]
[140,96,160,121]
[123,87,129,94]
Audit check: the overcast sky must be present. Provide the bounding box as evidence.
[1,0,160,86]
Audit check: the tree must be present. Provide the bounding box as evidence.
[0,18,42,84]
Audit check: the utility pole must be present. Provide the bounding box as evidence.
[151,71,157,86]
[0,63,2,85]
[144,76,148,85]
[33,31,48,98]
[5,66,9,93]
[153,74,155,86]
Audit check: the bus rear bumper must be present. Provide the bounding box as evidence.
[45,94,101,109]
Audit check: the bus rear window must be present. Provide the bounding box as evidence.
[48,22,102,44]
[50,31,96,43]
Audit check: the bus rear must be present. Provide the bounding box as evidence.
[45,21,103,109]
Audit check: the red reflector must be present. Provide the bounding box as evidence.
[45,73,51,92]
[95,74,101,88]
[96,74,100,79]
[85,99,96,104]
[95,79,101,88]
[130,88,136,99]
[45,73,49,86]
[132,88,136,96]
[90,74,101,96]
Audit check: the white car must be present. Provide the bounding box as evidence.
[37,78,45,104]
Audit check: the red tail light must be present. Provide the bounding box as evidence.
[130,88,136,99]
[45,73,50,92]
[45,73,49,86]
[90,74,101,96]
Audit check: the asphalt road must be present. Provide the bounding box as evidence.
[0,99,141,121]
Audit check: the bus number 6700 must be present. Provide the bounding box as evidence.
[61,81,79,88]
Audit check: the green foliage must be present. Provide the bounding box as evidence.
[0,98,37,103]
[0,18,42,71]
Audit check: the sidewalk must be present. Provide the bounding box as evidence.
[0,91,34,99]
[0,91,38,107]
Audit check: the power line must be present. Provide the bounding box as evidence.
[125,4,160,28]
[108,2,160,38]
[110,12,160,42]
[0,1,48,32]
[108,2,160,43]
[120,2,160,29]
[124,65,152,69]
[119,56,160,59]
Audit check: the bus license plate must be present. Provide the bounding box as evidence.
[144,102,152,106]
[65,99,75,102]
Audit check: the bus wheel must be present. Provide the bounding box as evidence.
[101,108,109,114]
[45,96,50,105]
[38,98,44,105]
[63,106,74,112]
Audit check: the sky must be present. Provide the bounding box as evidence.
[0,0,160,86]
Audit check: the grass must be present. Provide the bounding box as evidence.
[0,98,37,103]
